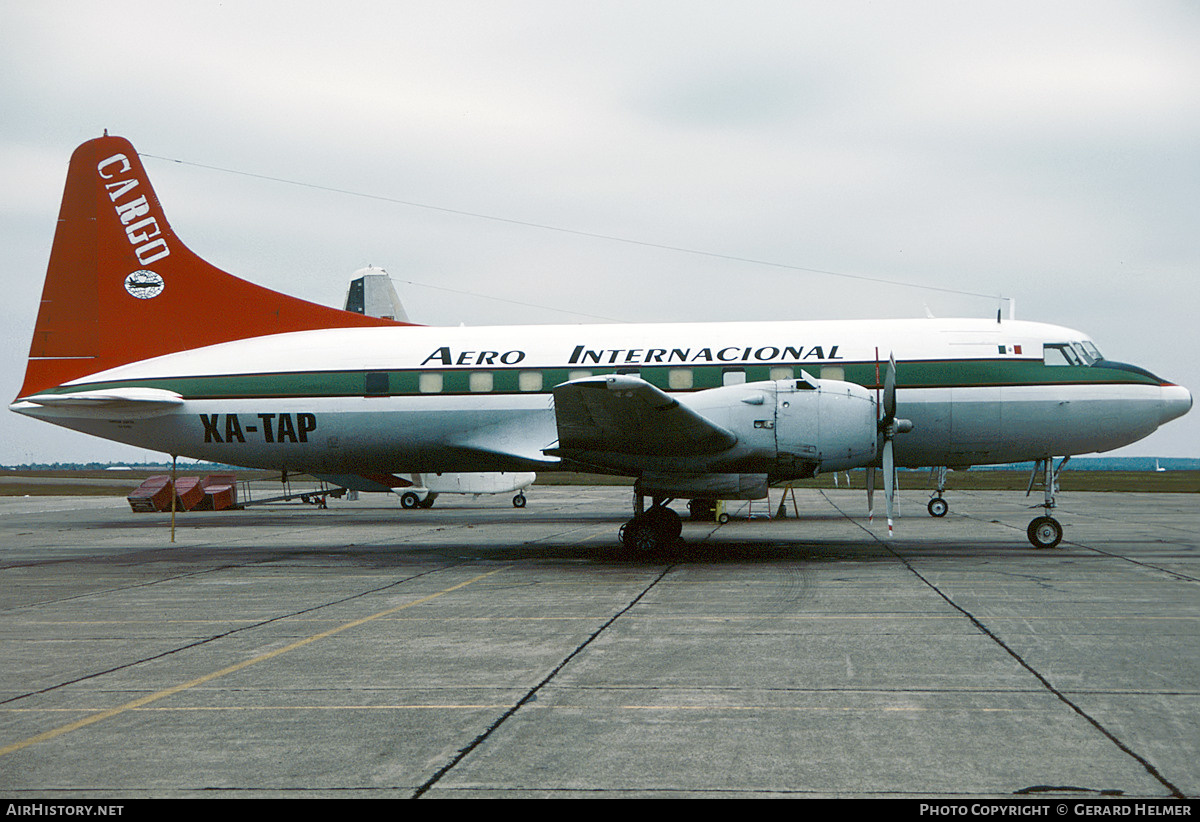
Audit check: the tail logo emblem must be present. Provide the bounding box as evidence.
[124,270,165,299]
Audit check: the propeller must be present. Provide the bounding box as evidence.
[873,354,913,537]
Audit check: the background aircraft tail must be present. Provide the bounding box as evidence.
[16,134,405,399]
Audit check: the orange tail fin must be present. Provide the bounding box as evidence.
[17,134,406,399]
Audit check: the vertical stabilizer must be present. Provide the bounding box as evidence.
[344,267,411,322]
[17,135,408,399]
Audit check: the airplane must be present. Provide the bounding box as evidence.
[317,469,534,509]
[10,134,1193,550]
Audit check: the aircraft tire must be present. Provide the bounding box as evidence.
[620,518,655,551]
[400,492,420,509]
[513,493,526,508]
[1027,516,1063,549]
[645,505,682,539]
[620,511,679,552]
[927,497,949,518]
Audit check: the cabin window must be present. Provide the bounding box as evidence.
[419,372,444,393]
[469,372,493,392]
[770,366,795,381]
[569,369,592,381]
[722,368,747,386]
[821,365,844,381]
[364,372,389,395]
[519,371,543,392]
[668,368,693,390]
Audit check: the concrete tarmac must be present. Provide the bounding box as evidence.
[0,486,1196,798]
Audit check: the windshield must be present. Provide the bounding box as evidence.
[1044,343,1082,366]
[1071,342,1097,365]
[1044,340,1104,367]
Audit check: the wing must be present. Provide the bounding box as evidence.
[549,375,737,458]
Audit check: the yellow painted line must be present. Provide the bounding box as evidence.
[0,569,502,758]
[134,705,509,711]
[2,705,510,713]
[621,705,1024,712]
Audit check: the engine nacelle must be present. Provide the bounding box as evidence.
[683,374,878,479]
[772,375,879,473]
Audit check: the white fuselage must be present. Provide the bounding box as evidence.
[13,318,1191,476]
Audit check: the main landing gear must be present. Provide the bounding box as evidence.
[619,495,682,552]
[1025,457,1069,549]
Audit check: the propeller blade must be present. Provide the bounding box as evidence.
[883,438,895,537]
[866,467,875,522]
[883,354,897,423]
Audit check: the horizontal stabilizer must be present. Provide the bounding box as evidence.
[13,387,183,419]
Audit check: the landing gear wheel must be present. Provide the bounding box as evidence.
[1027,516,1063,549]
[927,497,949,518]
[644,505,682,540]
[513,492,527,508]
[619,506,681,551]
[620,517,660,551]
[400,491,420,509]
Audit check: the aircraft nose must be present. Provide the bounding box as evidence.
[1161,383,1192,425]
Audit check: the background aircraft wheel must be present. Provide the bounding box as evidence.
[1027,516,1063,549]
[400,491,420,509]
[717,512,730,524]
[513,493,526,508]
[927,497,949,518]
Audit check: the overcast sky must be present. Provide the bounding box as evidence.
[2,0,1197,465]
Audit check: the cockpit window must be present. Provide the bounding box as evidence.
[1070,342,1097,365]
[1045,341,1105,367]
[1044,343,1082,366]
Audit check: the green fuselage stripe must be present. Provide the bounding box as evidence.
[43,357,1160,401]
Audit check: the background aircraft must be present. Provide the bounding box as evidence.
[327,267,535,509]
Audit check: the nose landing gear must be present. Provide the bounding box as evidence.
[1027,515,1063,549]
[927,466,949,517]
